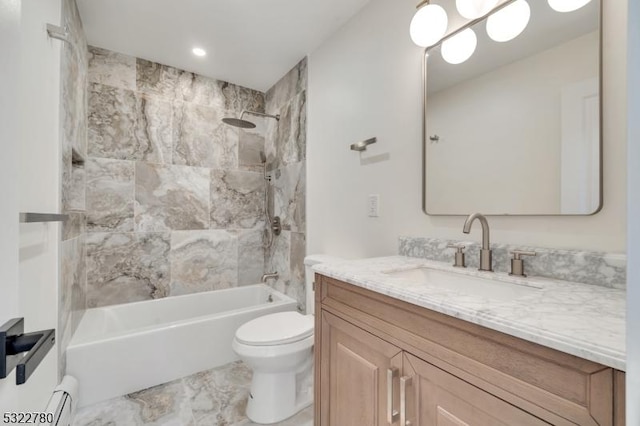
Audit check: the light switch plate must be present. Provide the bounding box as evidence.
[368,194,380,217]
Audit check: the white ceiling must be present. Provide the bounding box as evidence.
[77,0,371,92]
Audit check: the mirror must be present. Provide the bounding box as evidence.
[423,0,601,215]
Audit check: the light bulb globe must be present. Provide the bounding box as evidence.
[486,0,531,42]
[410,4,449,48]
[455,0,499,19]
[547,0,592,13]
[442,28,478,64]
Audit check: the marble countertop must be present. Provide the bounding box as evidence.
[313,256,626,371]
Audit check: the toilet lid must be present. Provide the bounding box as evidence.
[235,312,314,346]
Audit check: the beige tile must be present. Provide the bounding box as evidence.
[170,230,238,295]
[85,232,171,308]
[210,170,265,230]
[135,162,210,232]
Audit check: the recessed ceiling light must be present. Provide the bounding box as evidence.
[192,47,207,57]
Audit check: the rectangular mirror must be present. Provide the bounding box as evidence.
[423,0,601,215]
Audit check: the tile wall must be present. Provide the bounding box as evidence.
[59,0,88,377]
[84,47,269,308]
[264,59,308,311]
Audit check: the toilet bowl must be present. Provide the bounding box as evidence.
[232,311,314,424]
[232,254,343,424]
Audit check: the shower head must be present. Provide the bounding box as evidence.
[222,117,256,129]
[259,151,266,164]
[222,110,280,129]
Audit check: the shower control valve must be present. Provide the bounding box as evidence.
[271,217,282,236]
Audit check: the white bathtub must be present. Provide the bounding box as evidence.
[67,284,298,407]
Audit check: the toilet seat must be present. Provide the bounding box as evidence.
[235,311,314,346]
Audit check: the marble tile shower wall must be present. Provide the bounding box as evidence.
[264,59,308,312]
[85,46,267,308]
[59,0,88,378]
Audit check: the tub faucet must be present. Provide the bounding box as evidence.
[261,272,278,282]
[462,213,493,272]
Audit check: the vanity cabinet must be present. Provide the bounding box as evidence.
[314,275,625,426]
[320,311,402,425]
[403,351,552,425]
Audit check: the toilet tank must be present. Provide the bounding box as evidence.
[304,255,344,315]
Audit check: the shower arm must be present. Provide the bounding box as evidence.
[240,110,280,122]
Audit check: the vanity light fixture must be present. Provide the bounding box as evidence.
[441,28,477,64]
[410,0,448,48]
[455,0,499,19]
[486,0,530,42]
[410,0,530,51]
[192,47,207,57]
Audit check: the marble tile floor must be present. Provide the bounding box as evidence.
[73,361,313,426]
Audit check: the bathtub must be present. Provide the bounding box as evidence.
[67,284,298,407]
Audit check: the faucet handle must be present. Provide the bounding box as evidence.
[511,250,537,259]
[446,243,466,268]
[446,242,466,250]
[509,251,536,277]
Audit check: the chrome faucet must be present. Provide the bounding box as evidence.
[462,213,493,272]
[261,272,278,282]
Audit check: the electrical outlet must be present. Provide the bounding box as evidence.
[368,194,380,217]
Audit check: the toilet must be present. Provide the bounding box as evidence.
[232,255,343,424]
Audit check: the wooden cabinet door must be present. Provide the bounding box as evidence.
[402,353,551,426]
[319,311,403,426]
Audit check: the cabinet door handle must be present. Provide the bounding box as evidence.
[400,375,413,426]
[387,367,399,424]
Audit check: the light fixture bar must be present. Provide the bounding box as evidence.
[424,0,517,53]
[416,0,429,9]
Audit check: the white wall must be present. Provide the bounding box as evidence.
[626,0,639,420]
[307,0,627,257]
[17,0,63,407]
[0,0,62,412]
[0,0,23,411]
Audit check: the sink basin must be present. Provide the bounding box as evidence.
[383,267,540,302]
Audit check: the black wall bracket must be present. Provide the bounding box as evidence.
[1,318,55,385]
